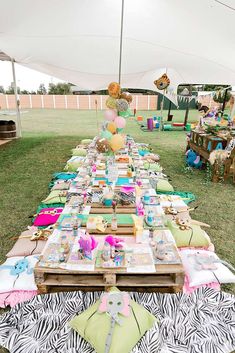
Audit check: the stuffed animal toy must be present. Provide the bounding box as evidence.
[208,150,231,165]
[78,233,98,260]
[185,149,202,168]
[99,292,130,353]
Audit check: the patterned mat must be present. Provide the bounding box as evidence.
[0,288,234,353]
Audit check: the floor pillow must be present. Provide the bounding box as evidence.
[156,179,174,192]
[81,139,92,145]
[72,148,87,157]
[42,190,67,204]
[6,237,46,258]
[180,249,235,287]
[52,172,77,181]
[64,157,84,172]
[69,288,156,353]
[0,255,39,294]
[0,290,38,308]
[156,191,196,204]
[51,181,71,191]
[33,207,63,227]
[167,220,209,248]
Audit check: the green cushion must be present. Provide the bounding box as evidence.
[82,214,134,226]
[81,139,92,145]
[69,288,156,353]
[156,179,174,192]
[72,148,87,157]
[156,191,196,205]
[167,220,209,248]
[42,190,67,204]
[64,161,82,172]
[144,162,162,172]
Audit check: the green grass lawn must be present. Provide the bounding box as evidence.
[0,108,234,338]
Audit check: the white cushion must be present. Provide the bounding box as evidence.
[180,249,235,287]
[0,255,38,293]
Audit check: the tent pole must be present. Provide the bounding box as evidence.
[11,58,22,137]
[184,84,192,127]
[221,88,228,116]
[118,0,125,84]
[167,100,172,118]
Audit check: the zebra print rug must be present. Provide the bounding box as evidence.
[0,287,234,353]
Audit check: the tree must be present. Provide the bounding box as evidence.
[5,86,20,94]
[0,86,5,93]
[21,89,30,94]
[213,89,231,104]
[48,82,71,94]
[37,83,47,95]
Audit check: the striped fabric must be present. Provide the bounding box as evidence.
[0,288,234,353]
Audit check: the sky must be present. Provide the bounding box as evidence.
[0,61,65,92]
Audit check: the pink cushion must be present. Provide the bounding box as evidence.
[33,208,63,227]
[0,290,38,308]
[183,273,220,294]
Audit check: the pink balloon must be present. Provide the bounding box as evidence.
[114,116,126,129]
[104,109,117,121]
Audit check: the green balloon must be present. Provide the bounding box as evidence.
[119,108,131,118]
[117,128,124,133]
[101,130,112,140]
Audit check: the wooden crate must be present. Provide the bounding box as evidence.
[34,262,184,294]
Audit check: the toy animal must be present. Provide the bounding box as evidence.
[185,149,202,168]
[78,232,98,260]
[99,292,130,353]
[208,150,231,165]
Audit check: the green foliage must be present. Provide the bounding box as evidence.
[37,83,47,95]
[5,86,20,94]
[21,89,30,94]
[213,90,231,104]
[0,85,5,94]
[48,82,72,95]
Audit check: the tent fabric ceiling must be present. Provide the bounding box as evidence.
[0,0,235,91]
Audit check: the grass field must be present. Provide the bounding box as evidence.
[0,108,234,335]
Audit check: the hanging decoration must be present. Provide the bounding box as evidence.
[154,73,170,90]
[97,81,132,154]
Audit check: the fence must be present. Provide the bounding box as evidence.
[0,94,158,111]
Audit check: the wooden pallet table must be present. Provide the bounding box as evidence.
[89,203,136,214]
[34,262,184,295]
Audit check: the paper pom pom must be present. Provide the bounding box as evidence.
[109,134,125,152]
[104,109,117,121]
[120,92,132,103]
[96,138,110,153]
[100,130,113,141]
[108,82,121,98]
[107,122,117,134]
[106,97,117,109]
[114,116,126,129]
[116,99,129,112]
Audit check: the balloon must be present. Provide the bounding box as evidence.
[114,116,126,129]
[154,73,170,90]
[100,130,112,140]
[120,92,133,103]
[119,108,131,118]
[107,122,117,134]
[116,98,129,112]
[117,128,123,133]
[106,97,117,109]
[96,138,110,153]
[109,134,125,152]
[104,109,117,121]
[108,82,121,98]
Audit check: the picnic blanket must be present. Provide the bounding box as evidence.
[0,287,234,353]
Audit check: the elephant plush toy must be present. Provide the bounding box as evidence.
[185,149,202,169]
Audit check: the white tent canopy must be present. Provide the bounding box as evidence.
[0,0,235,92]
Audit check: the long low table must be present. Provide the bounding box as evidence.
[34,262,184,294]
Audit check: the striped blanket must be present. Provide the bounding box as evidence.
[0,287,234,353]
